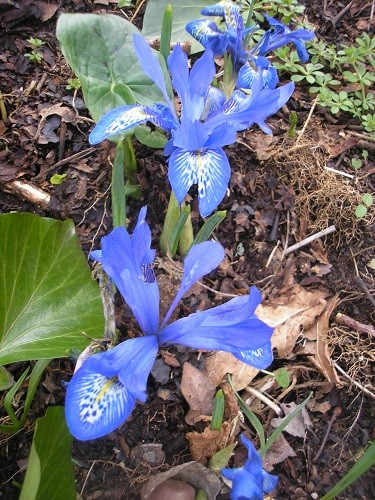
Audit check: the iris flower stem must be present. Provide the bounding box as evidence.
[111,141,127,228]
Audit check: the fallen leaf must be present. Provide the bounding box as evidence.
[204,285,329,390]
[263,434,296,469]
[180,362,216,425]
[270,402,312,438]
[186,422,233,464]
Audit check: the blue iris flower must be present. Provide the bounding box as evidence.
[89,33,294,217]
[65,207,274,441]
[186,1,314,89]
[222,435,279,500]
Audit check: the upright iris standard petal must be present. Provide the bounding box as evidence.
[159,287,274,370]
[222,435,278,499]
[161,241,225,327]
[133,33,175,113]
[91,209,160,335]
[65,337,158,441]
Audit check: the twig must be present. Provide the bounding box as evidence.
[313,406,342,462]
[295,96,318,145]
[130,0,147,23]
[58,121,67,162]
[2,180,51,208]
[346,130,375,143]
[284,225,336,255]
[324,166,354,179]
[331,0,354,27]
[334,362,375,399]
[36,73,48,93]
[335,313,375,337]
[244,386,282,415]
[80,460,96,497]
[353,275,375,309]
[44,147,96,174]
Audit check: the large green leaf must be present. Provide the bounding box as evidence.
[56,13,171,121]
[143,0,217,54]
[0,213,104,364]
[20,406,76,500]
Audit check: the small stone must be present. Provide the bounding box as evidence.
[305,481,315,493]
[148,479,196,500]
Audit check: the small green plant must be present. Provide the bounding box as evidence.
[25,37,45,64]
[351,150,368,170]
[355,193,373,219]
[66,77,81,90]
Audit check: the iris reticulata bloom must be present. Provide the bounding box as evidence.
[65,207,274,440]
[186,1,315,90]
[221,435,279,500]
[89,33,294,217]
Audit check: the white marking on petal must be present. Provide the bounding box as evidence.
[104,108,148,136]
[75,373,128,428]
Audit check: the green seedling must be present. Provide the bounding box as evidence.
[25,37,45,64]
[211,389,225,431]
[66,78,82,90]
[50,173,67,185]
[355,193,373,219]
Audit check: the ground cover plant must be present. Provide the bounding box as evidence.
[0,0,374,499]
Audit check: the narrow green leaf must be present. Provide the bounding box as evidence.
[160,4,173,61]
[20,359,51,428]
[0,213,104,364]
[321,442,375,500]
[112,141,127,228]
[177,211,194,257]
[160,191,180,254]
[260,392,313,456]
[211,389,225,431]
[20,406,76,500]
[288,111,298,137]
[193,211,226,246]
[228,375,265,448]
[169,205,190,256]
[209,442,237,472]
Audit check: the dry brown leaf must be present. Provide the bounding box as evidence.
[204,351,259,390]
[270,402,312,438]
[263,434,296,470]
[306,295,341,384]
[204,285,329,391]
[257,284,328,357]
[180,362,216,425]
[186,422,233,464]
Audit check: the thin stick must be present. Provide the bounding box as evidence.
[346,130,375,143]
[335,313,375,337]
[353,275,375,309]
[296,96,318,145]
[244,386,282,415]
[45,147,96,173]
[130,0,147,23]
[324,166,354,179]
[334,362,375,399]
[284,225,336,255]
[2,180,51,208]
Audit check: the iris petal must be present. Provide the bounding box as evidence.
[159,287,274,367]
[234,342,273,369]
[161,241,225,327]
[89,104,175,145]
[168,147,199,204]
[185,20,228,56]
[92,223,159,335]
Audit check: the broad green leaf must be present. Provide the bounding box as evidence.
[134,125,168,148]
[0,365,14,391]
[20,406,76,500]
[362,193,373,207]
[56,14,171,121]
[355,204,367,218]
[143,0,217,54]
[0,213,104,364]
